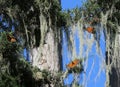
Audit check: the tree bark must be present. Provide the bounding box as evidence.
[29,12,62,72]
[106,26,120,87]
[31,29,61,72]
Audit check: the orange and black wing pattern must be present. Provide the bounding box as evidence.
[7,34,16,43]
[67,59,80,68]
[86,26,94,33]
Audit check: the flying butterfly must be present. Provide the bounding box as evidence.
[67,59,80,69]
[7,34,16,43]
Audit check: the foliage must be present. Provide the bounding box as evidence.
[0,32,21,52]
[0,0,65,85]
[97,0,120,30]
[1,0,114,86]
[0,0,61,48]
[0,41,63,87]
[83,1,120,87]
[0,32,63,87]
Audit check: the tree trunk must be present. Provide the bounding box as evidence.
[31,29,61,72]
[29,13,62,72]
[106,26,120,87]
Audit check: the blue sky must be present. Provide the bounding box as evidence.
[0,1,106,87]
[61,0,106,87]
[61,0,85,10]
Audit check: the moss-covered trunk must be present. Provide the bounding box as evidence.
[106,26,120,87]
[30,27,62,72]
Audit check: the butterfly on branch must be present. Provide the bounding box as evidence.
[67,59,84,73]
[67,59,80,69]
[7,34,16,43]
[86,26,95,34]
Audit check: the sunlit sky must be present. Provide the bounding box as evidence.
[61,0,106,87]
[61,0,85,10]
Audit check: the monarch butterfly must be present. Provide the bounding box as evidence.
[86,26,94,33]
[7,34,16,43]
[67,59,80,68]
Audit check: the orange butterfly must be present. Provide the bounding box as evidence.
[7,34,16,43]
[86,26,94,33]
[67,59,80,68]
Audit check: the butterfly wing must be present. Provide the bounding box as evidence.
[10,37,16,42]
[67,62,73,68]
[67,59,80,68]
[7,34,16,42]
[73,59,80,64]
[86,27,94,33]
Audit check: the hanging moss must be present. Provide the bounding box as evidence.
[0,0,89,86]
[0,31,64,86]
